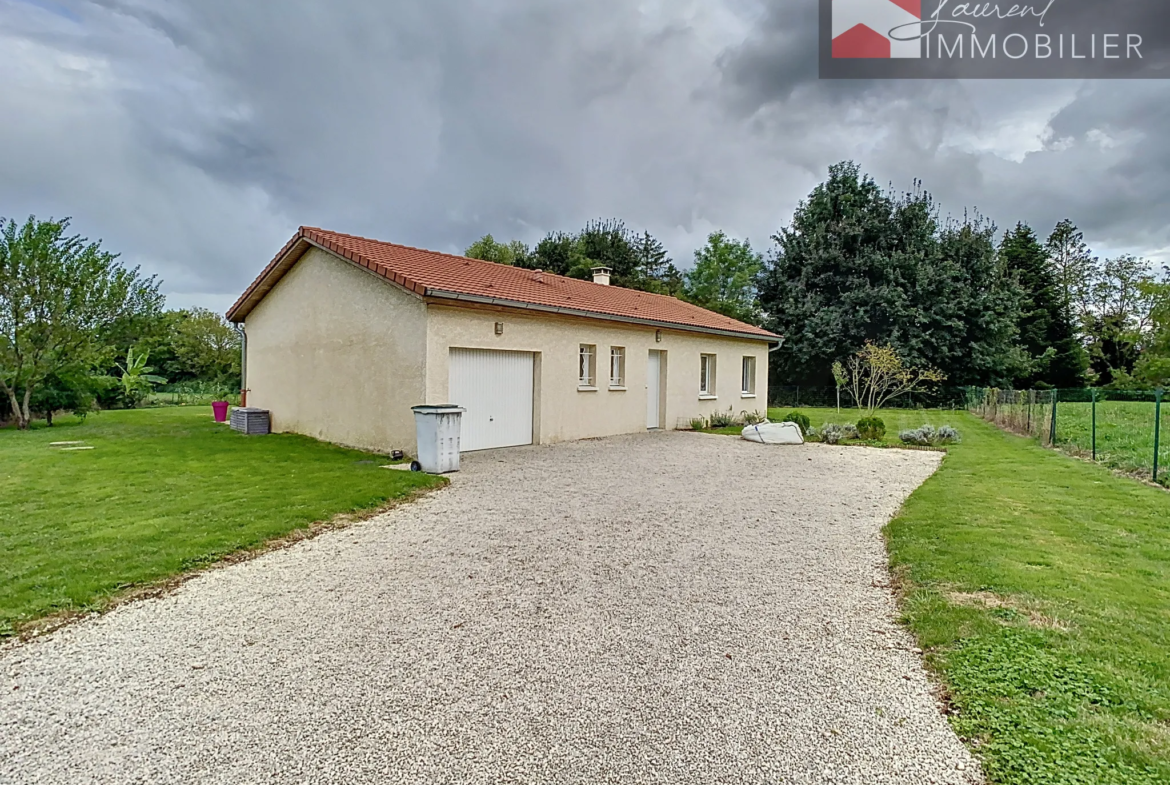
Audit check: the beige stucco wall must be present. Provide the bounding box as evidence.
[243,248,427,454]
[425,303,770,445]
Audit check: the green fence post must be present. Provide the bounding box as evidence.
[1049,390,1058,446]
[1155,388,1163,484]
[1091,388,1097,462]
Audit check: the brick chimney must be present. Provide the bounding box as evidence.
[591,266,612,286]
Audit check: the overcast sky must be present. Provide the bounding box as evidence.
[2,0,1167,314]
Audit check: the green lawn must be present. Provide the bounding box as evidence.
[763,407,1170,783]
[0,407,442,637]
[1054,401,1169,487]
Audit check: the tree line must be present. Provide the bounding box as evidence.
[6,162,1168,430]
[469,162,1170,392]
[466,219,764,324]
[1,216,241,429]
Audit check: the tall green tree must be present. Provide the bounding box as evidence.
[0,216,161,428]
[1086,313,1141,387]
[682,232,762,324]
[1133,274,1170,387]
[758,162,899,385]
[28,367,101,426]
[525,231,580,277]
[574,219,643,287]
[469,221,684,294]
[631,231,683,296]
[1045,219,1097,330]
[163,308,240,388]
[1087,255,1158,333]
[758,162,1023,387]
[465,234,530,266]
[999,223,1087,388]
[1087,257,1161,386]
[125,309,187,384]
[1042,220,1157,385]
[930,214,1026,385]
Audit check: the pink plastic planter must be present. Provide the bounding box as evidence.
[212,400,230,423]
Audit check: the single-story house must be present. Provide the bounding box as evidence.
[226,227,781,454]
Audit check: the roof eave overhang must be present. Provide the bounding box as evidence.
[228,234,432,322]
[227,232,782,344]
[424,289,781,343]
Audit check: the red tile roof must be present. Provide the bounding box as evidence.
[227,227,779,341]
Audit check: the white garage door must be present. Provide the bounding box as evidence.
[448,348,534,452]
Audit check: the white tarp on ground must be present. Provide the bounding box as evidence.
[741,421,804,445]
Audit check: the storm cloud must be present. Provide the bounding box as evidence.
[0,0,1166,313]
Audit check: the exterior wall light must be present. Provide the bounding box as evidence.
[655,330,662,343]
[495,322,505,335]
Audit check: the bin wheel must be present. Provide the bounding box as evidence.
[410,461,422,472]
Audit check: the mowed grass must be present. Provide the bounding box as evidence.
[0,407,442,636]
[1055,401,1169,487]
[767,408,1170,783]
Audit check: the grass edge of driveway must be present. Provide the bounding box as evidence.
[1,407,447,640]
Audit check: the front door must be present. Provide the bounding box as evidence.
[647,350,662,429]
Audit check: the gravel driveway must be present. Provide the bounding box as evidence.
[1,432,979,784]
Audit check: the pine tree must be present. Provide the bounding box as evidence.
[631,231,683,296]
[999,223,1087,388]
[1045,219,1096,332]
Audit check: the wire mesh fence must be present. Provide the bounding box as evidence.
[766,384,1166,487]
[968,387,1167,487]
[146,382,242,408]
[966,388,1058,445]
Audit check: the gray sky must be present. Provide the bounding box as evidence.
[1,0,1167,315]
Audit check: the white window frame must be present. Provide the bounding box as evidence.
[741,356,757,397]
[699,353,717,398]
[609,347,626,389]
[579,344,597,390]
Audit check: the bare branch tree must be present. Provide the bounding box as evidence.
[844,342,946,416]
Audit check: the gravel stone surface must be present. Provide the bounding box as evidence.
[1,432,980,784]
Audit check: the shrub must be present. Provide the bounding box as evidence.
[937,425,962,444]
[899,424,962,447]
[899,425,936,446]
[820,424,844,445]
[741,410,767,426]
[812,423,860,445]
[856,416,886,440]
[804,426,822,443]
[709,407,738,428]
[688,416,708,431]
[783,411,811,435]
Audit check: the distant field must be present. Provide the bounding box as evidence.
[1055,401,1169,486]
